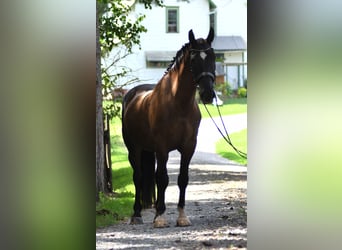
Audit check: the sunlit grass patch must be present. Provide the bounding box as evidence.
[199,97,247,118]
[216,129,247,166]
[96,116,134,228]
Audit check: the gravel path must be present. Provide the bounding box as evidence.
[96,114,247,249]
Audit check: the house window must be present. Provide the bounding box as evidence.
[215,53,224,62]
[146,61,170,68]
[209,12,216,32]
[209,1,217,33]
[166,7,179,33]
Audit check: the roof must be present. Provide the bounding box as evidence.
[145,51,176,61]
[212,36,246,51]
[145,35,246,61]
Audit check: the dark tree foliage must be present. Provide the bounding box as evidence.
[99,0,163,55]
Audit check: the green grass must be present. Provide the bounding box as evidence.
[201,98,247,165]
[216,128,247,166]
[199,97,247,118]
[96,116,134,228]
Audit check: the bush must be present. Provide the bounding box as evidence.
[215,81,232,98]
[238,87,247,98]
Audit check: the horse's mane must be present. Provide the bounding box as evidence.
[165,43,191,74]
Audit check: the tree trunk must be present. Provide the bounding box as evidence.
[104,114,113,193]
[96,3,105,202]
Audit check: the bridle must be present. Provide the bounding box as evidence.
[190,46,247,160]
[193,71,215,83]
[189,47,216,85]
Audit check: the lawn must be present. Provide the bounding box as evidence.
[96,116,134,228]
[200,98,247,165]
[199,97,247,118]
[96,97,247,228]
[216,128,247,166]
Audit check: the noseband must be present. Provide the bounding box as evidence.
[189,48,216,85]
[192,71,215,83]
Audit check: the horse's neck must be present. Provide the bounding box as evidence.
[171,61,196,105]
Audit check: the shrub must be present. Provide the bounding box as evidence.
[215,81,232,98]
[238,87,247,98]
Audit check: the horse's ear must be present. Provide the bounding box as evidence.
[189,29,196,44]
[206,27,215,44]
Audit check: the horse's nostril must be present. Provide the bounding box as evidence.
[200,93,214,104]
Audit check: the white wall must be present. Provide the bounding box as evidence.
[224,51,244,64]
[214,0,247,41]
[136,0,211,51]
[215,0,247,85]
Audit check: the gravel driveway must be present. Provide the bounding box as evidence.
[96,114,247,249]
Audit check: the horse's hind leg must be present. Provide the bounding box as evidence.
[129,150,143,224]
[176,152,193,227]
[141,150,156,209]
[153,152,169,228]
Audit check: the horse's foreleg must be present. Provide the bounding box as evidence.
[154,152,169,228]
[129,151,143,224]
[176,152,193,227]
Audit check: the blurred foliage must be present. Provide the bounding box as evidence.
[215,81,233,97]
[103,101,121,119]
[238,87,247,98]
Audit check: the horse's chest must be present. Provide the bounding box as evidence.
[152,117,199,143]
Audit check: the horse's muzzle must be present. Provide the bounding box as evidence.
[199,89,215,104]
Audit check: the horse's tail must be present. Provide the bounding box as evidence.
[141,150,156,209]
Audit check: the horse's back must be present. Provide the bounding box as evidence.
[122,84,156,111]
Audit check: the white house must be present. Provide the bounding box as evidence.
[109,0,247,90]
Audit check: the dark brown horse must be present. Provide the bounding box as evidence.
[122,28,216,227]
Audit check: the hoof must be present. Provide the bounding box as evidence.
[130,216,143,225]
[176,216,191,227]
[153,215,169,228]
[177,207,191,227]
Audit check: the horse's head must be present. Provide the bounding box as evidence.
[189,28,216,104]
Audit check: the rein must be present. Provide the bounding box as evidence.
[202,96,247,159]
[188,46,246,160]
